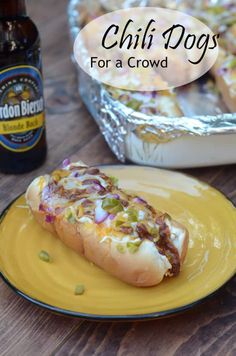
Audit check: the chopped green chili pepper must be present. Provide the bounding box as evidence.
[38,250,51,263]
[222,15,236,26]
[75,284,85,295]
[126,98,142,111]
[116,244,126,254]
[115,219,124,227]
[225,57,236,70]
[64,208,76,224]
[126,208,138,222]
[67,212,76,223]
[127,241,141,254]
[127,243,138,254]
[102,198,123,214]
[150,226,159,238]
[207,6,224,15]
[109,176,119,187]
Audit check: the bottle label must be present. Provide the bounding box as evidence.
[0,65,45,152]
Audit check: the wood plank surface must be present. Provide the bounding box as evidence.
[0,0,235,355]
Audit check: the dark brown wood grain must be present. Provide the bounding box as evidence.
[0,0,235,355]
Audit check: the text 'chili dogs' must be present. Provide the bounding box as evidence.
[26,160,189,287]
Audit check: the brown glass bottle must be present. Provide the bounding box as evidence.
[0,0,47,174]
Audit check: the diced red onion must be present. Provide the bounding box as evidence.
[95,183,105,191]
[72,171,79,178]
[217,67,227,76]
[82,179,105,192]
[109,214,115,220]
[107,193,120,199]
[45,214,55,223]
[40,202,53,213]
[95,205,109,224]
[41,186,51,200]
[140,107,147,114]
[39,203,45,212]
[62,158,71,168]
[40,204,53,213]
[55,207,64,215]
[87,186,95,194]
[87,183,105,194]
[133,196,147,204]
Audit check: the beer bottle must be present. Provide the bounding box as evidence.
[0,0,47,174]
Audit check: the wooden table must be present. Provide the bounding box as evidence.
[0,1,235,355]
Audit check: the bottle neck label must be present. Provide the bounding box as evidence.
[0,65,45,152]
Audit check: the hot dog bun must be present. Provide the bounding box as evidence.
[26,161,189,287]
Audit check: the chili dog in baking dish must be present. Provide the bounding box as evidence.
[26,160,189,287]
[211,48,236,113]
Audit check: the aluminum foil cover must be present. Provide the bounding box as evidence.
[68,0,236,163]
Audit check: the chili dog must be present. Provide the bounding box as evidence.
[26,160,189,287]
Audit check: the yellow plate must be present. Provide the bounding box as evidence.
[0,165,235,320]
